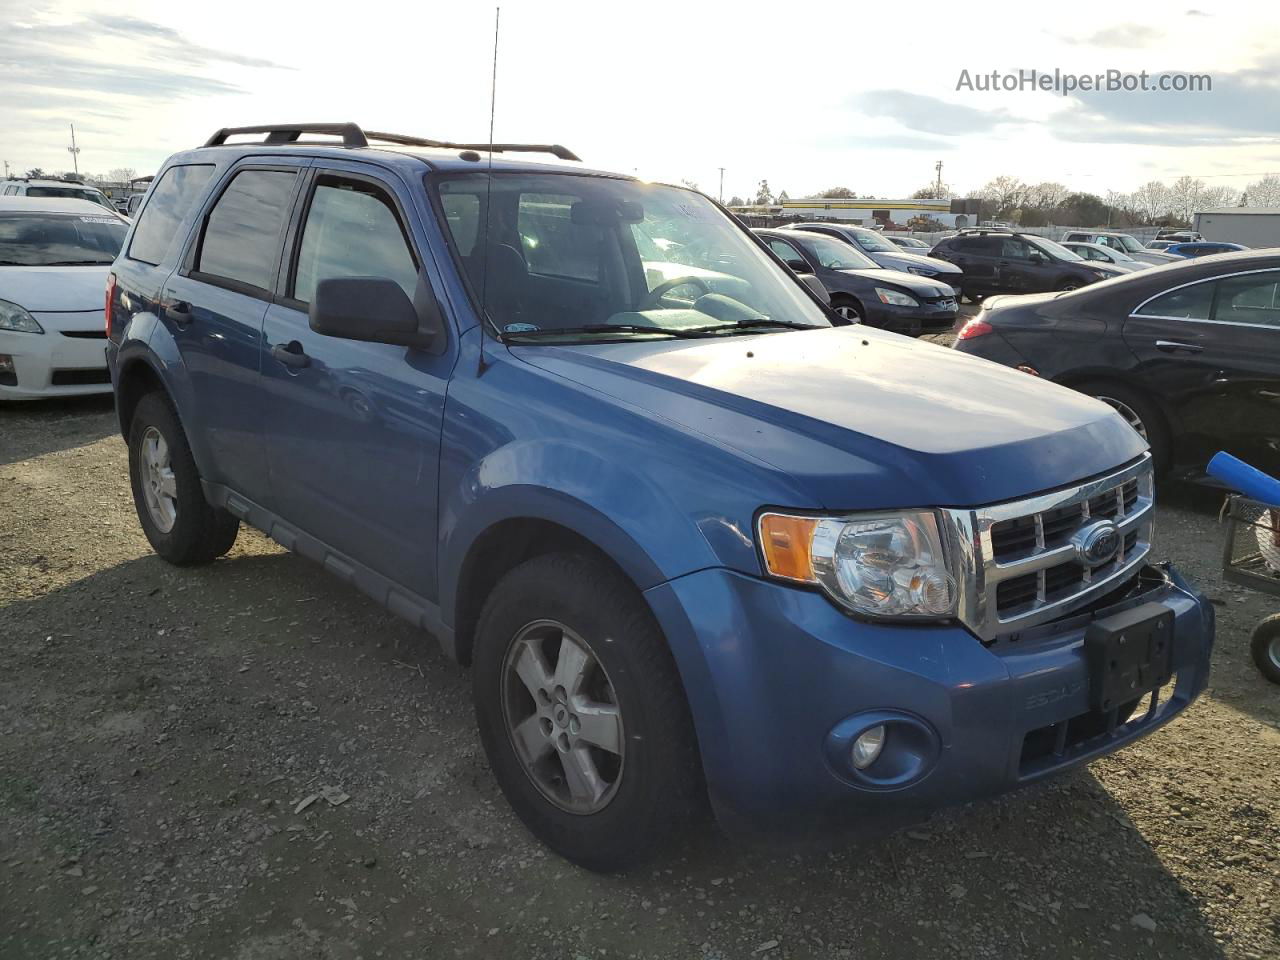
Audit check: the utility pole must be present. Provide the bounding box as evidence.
[2,160,10,179]
[67,123,80,175]
[934,159,943,195]
[718,167,725,204]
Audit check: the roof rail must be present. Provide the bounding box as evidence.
[203,123,368,147]
[200,123,580,162]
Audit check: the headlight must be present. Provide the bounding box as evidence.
[875,287,919,307]
[758,510,957,618]
[0,299,43,334]
[906,267,933,277]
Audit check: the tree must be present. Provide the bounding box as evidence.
[977,176,1027,216]
[1054,192,1110,227]
[1166,176,1206,225]
[107,167,137,183]
[1023,182,1069,209]
[755,180,773,204]
[777,190,790,203]
[24,167,47,179]
[1131,180,1171,222]
[910,184,951,199]
[816,186,856,199]
[1244,174,1280,207]
[727,195,745,207]
[1199,185,1239,211]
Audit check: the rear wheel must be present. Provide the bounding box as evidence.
[472,552,701,871]
[1075,380,1171,474]
[1251,615,1280,685]
[128,392,239,565]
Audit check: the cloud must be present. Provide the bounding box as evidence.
[1049,57,1280,147]
[847,90,1024,137]
[1186,8,1211,15]
[1062,23,1165,48]
[87,14,285,69]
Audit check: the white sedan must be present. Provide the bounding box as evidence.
[1060,240,1151,273]
[0,197,128,399]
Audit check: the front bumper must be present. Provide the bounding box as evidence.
[0,310,111,399]
[645,562,1212,834]
[864,298,958,335]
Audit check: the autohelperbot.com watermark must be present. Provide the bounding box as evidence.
[956,68,1211,96]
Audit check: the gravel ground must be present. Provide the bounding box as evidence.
[2,393,1279,960]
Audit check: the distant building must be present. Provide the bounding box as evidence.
[727,197,974,229]
[1193,207,1280,248]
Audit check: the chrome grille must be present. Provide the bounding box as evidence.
[940,455,1155,641]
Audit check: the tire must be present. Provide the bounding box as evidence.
[1251,614,1280,685]
[1074,379,1171,475]
[830,297,864,324]
[128,392,239,565]
[472,552,701,871]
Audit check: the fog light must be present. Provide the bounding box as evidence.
[851,725,885,769]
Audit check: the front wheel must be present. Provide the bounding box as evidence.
[128,392,239,565]
[1252,615,1280,685]
[472,553,701,871]
[1075,380,1171,474]
[831,297,864,324]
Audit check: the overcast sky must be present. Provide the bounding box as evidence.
[3,0,1279,200]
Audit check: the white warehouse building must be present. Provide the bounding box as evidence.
[1193,208,1280,248]
[728,197,974,229]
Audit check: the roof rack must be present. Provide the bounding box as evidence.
[201,123,580,162]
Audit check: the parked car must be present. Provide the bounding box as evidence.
[1061,231,1179,265]
[1147,240,1176,251]
[930,230,1126,299]
[1166,241,1249,258]
[754,228,957,334]
[888,236,930,249]
[782,222,964,292]
[1156,230,1203,242]
[0,197,128,399]
[1061,241,1151,272]
[0,177,117,212]
[107,122,1214,870]
[952,250,1280,477]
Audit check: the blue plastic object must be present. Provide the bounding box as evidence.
[1208,452,1280,507]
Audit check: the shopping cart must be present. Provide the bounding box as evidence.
[1210,452,1280,685]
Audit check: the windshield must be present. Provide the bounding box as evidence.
[0,212,127,265]
[26,186,114,210]
[434,174,831,341]
[849,229,898,253]
[1027,235,1082,262]
[802,233,879,270]
[1114,235,1145,254]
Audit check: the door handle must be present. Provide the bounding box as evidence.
[271,340,310,369]
[1155,340,1203,354]
[164,299,193,325]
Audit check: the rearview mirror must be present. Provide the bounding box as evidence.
[309,275,445,352]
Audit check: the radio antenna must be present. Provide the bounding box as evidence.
[478,6,501,372]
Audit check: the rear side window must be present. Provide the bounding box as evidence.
[128,164,215,265]
[293,177,418,304]
[1136,281,1214,320]
[1214,272,1280,328]
[954,236,998,254]
[195,169,296,292]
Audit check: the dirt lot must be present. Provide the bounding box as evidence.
[2,393,1279,960]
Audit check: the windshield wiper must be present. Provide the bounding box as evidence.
[502,323,712,341]
[686,318,822,333]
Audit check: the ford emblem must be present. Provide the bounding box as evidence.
[1073,520,1121,567]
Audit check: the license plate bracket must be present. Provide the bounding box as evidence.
[1084,602,1174,712]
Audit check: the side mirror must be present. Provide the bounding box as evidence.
[1028,252,1047,265]
[309,274,445,353]
[786,259,811,273]
[798,273,830,304]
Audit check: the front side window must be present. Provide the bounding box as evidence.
[195,169,296,292]
[999,238,1030,259]
[1214,272,1280,327]
[1117,235,1146,254]
[1027,236,1082,262]
[802,234,877,270]
[1136,281,1215,320]
[293,177,418,304]
[0,213,127,266]
[129,164,215,265]
[434,174,830,341]
[850,230,896,253]
[767,238,807,266]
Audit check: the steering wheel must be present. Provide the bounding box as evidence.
[641,275,711,310]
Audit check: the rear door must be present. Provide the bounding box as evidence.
[1123,270,1280,473]
[942,235,1001,290]
[260,162,454,599]
[163,159,308,503]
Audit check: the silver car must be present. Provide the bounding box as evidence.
[1060,241,1151,273]
[1060,230,1179,266]
[783,223,964,293]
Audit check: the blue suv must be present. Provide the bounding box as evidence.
[106,123,1214,870]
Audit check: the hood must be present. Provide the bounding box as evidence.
[867,249,963,276]
[0,265,110,312]
[1089,262,1128,277]
[835,267,955,297]
[512,326,1146,509]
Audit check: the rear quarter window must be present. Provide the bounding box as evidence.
[128,164,215,266]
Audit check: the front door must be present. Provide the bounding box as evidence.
[260,165,455,599]
[1123,269,1280,473]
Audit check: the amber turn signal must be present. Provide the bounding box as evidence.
[758,513,818,583]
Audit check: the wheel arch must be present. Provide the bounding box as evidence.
[114,354,168,438]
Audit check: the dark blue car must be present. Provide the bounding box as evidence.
[105,123,1214,870]
[1166,242,1248,258]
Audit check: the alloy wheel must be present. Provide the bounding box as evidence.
[138,426,178,533]
[500,620,625,815]
[1095,395,1149,441]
